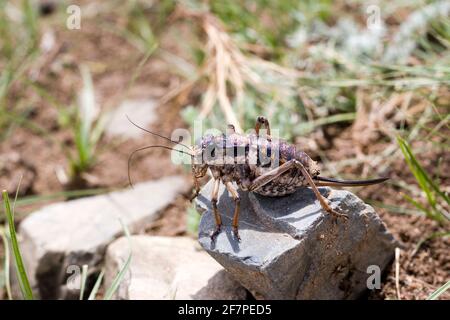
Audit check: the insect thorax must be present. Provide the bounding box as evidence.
[196,133,319,195]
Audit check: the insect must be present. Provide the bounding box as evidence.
[128,116,388,242]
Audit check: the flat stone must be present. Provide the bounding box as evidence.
[196,179,398,299]
[17,176,189,299]
[104,235,247,300]
[105,98,157,139]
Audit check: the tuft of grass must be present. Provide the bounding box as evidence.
[68,39,156,184]
[397,136,450,223]
[1,190,33,300]
[427,280,450,300]
[124,1,158,53]
[0,0,40,134]
[69,66,108,181]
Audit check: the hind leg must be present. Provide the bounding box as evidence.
[249,159,348,220]
[225,181,241,241]
[249,160,296,192]
[294,160,348,220]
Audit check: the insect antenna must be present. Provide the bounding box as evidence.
[128,145,192,188]
[126,115,191,150]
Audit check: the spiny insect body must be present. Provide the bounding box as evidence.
[128,116,388,242]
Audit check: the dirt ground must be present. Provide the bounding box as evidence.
[0,4,448,300]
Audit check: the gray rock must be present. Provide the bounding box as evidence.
[17,176,189,299]
[105,98,157,139]
[196,180,398,299]
[104,235,247,300]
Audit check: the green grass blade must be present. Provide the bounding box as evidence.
[11,188,110,208]
[402,194,432,218]
[400,136,450,205]
[79,65,96,143]
[22,0,39,47]
[406,143,450,205]
[103,219,132,300]
[397,136,448,222]
[79,264,89,300]
[88,269,105,300]
[2,190,33,299]
[412,231,450,257]
[427,280,450,300]
[12,174,23,219]
[366,200,423,216]
[399,138,435,207]
[0,188,112,225]
[0,227,12,299]
[295,112,356,135]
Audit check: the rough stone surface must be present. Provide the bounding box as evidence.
[105,98,157,139]
[196,180,398,300]
[17,176,189,299]
[104,235,247,300]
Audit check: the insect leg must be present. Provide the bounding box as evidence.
[210,179,223,241]
[249,160,297,192]
[189,176,201,201]
[225,181,241,241]
[255,116,271,137]
[293,160,348,220]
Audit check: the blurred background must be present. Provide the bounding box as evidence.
[0,0,448,299]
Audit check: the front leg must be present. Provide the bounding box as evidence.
[210,178,223,241]
[189,176,201,201]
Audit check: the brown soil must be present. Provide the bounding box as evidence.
[369,213,449,300]
[0,9,186,196]
[320,126,450,300]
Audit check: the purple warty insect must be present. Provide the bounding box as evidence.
[128,116,388,242]
[189,116,388,241]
